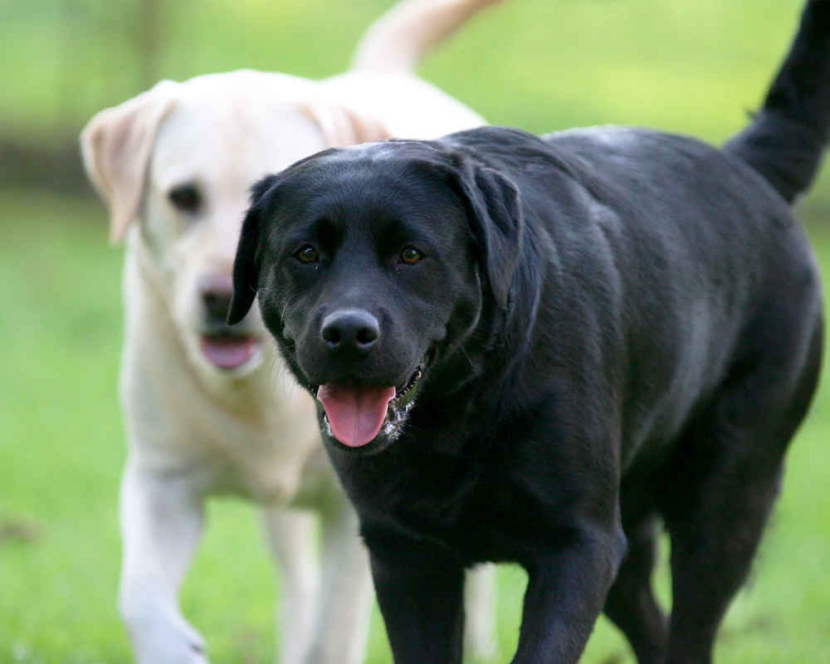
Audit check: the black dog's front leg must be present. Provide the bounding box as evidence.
[368,536,465,664]
[513,530,625,664]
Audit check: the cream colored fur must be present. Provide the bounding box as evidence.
[80,2,502,663]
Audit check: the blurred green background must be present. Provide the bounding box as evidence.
[1,1,828,662]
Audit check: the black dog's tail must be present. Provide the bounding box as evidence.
[725,0,830,203]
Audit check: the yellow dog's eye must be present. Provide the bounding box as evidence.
[400,246,423,264]
[168,184,201,213]
[295,245,319,264]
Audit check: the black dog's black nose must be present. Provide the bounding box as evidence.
[321,309,380,354]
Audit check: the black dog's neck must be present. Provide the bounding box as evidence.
[412,226,549,458]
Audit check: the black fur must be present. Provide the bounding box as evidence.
[230,3,827,662]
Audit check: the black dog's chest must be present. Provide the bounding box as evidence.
[453,481,552,563]
[349,441,570,565]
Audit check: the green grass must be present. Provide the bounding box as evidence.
[2,0,830,661]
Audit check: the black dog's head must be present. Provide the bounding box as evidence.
[229,139,523,453]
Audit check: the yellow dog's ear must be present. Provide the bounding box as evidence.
[298,99,393,147]
[80,80,179,243]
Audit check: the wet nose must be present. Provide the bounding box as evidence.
[320,309,380,355]
[199,274,234,323]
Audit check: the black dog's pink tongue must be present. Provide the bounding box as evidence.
[317,384,396,447]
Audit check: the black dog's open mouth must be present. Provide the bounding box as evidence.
[312,362,424,448]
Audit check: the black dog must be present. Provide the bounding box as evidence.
[229,2,827,662]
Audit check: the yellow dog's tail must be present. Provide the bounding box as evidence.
[351,0,503,74]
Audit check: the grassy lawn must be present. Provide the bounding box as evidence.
[2,0,830,662]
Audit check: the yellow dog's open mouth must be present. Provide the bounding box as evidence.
[200,334,259,370]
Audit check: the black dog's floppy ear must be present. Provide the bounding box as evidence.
[228,175,278,325]
[457,163,523,309]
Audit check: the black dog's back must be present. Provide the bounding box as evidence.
[442,119,819,467]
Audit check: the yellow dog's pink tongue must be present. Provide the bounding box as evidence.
[317,384,396,447]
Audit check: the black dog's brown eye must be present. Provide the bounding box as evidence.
[168,184,201,213]
[400,246,423,264]
[295,245,319,264]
